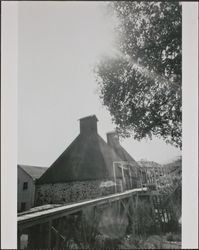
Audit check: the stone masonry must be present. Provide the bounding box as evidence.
[35,179,123,206]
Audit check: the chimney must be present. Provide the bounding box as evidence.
[107,131,120,148]
[79,115,98,135]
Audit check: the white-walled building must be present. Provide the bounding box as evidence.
[18,165,47,212]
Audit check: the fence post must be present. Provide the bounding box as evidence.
[47,219,52,249]
[17,230,22,250]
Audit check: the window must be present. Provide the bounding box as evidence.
[21,202,26,211]
[23,182,28,190]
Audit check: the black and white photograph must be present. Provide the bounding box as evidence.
[1,1,198,249]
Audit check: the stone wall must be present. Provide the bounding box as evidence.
[35,179,123,206]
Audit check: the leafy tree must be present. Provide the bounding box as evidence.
[95,2,182,148]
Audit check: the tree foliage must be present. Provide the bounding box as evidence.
[96,2,182,148]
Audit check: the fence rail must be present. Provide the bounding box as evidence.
[18,187,147,230]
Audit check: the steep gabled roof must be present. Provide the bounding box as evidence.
[106,132,139,168]
[37,115,141,185]
[37,133,122,184]
[112,146,139,167]
[18,165,47,180]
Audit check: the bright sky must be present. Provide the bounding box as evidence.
[18,1,181,167]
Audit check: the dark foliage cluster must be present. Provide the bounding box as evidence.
[96,2,182,148]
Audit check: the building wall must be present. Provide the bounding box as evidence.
[35,179,123,206]
[18,167,35,212]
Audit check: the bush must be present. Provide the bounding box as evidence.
[166,232,181,242]
[129,198,156,235]
[166,232,173,242]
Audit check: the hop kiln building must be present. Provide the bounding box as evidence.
[35,115,142,206]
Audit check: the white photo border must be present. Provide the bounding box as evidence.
[1,1,198,249]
